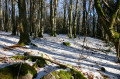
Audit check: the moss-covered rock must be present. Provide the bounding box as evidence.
[0,63,37,79]
[42,69,86,79]
[41,73,56,79]
[63,42,71,46]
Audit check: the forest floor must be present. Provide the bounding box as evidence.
[0,31,120,79]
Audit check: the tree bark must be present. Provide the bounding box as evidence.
[82,0,86,35]
[95,0,120,61]
[50,0,54,36]
[73,0,78,38]
[53,0,58,37]
[12,0,16,35]
[5,0,8,32]
[0,0,2,30]
[18,0,30,44]
[69,0,73,38]
[40,0,44,37]
[63,0,67,29]
[30,0,32,36]
[93,5,95,37]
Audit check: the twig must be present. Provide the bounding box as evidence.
[17,62,22,79]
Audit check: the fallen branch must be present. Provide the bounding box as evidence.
[83,45,110,53]
[26,55,70,69]
[3,44,25,49]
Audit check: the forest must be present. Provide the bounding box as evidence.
[0,0,120,79]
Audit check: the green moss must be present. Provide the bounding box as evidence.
[33,59,46,68]
[24,52,29,56]
[11,55,27,60]
[0,63,37,79]
[52,71,59,79]
[50,69,86,79]
[41,53,44,57]
[63,42,71,46]
[59,70,72,79]
[20,42,26,46]
[29,56,45,62]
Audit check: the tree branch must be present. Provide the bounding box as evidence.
[102,0,113,12]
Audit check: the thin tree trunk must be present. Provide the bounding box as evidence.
[30,0,32,36]
[0,0,2,30]
[50,0,54,36]
[73,0,78,38]
[63,0,67,29]
[69,0,73,38]
[12,0,16,35]
[82,0,86,35]
[93,5,95,37]
[53,0,58,37]
[32,1,36,37]
[5,0,8,32]
[39,0,44,37]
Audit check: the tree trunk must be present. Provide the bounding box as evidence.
[63,0,67,29]
[50,0,54,36]
[69,0,73,38]
[0,0,2,30]
[82,0,86,35]
[5,0,8,32]
[39,0,44,37]
[93,5,95,37]
[95,0,120,61]
[53,0,58,37]
[18,0,30,44]
[12,0,16,35]
[32,1,37,37]
[73,0,78,38]
[30,0,32,36]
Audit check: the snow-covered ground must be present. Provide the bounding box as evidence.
[0,31,120,79]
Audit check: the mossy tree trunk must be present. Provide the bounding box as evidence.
[53,0,58,37]
[32,1,37,37]
[0,0,2,30]
[50,0,54,36]
[12,0,16,35]
[38,0,41,37]
[18,0,30,44]
[73,0,78,38]
[69,0,73,38]
[95,0,120,61]
[39,0,44,38]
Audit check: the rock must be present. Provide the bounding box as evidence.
[0,63,37,79]
[18,72,33,79]
[42,69,86,79]
[41,73,56,79]
[24,52,35,56]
